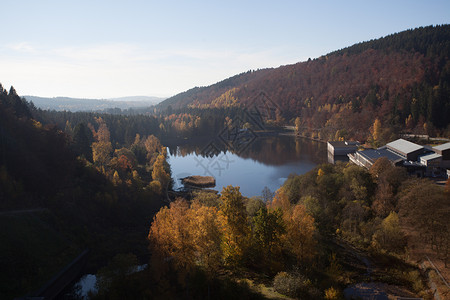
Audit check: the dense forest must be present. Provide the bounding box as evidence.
[0,85,169,298]
[2,84,449,299]
[158,25,450,142]
[26,26,450,150]
[142,161,449,299]
[1,24,450,299]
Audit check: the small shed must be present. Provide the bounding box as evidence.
[420,153,442,167]
[327,141,359,156]
[433,142,450,160]
[420,153,443,177]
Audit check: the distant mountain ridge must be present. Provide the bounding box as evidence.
[157,25,450,140]
[25,95,165,112]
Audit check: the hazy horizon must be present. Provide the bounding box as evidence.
[1,0,449,99]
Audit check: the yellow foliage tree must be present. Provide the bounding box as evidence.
[295,117,301,134]
[219,186,249,267]
[270,188,291,214]
[324,287,340,300]
[371,211,406,253]
[188,203,222,271]
[112,170,121,186]
[91,117,112,168]
[144,134,162,164]
[317,168,325,178]
[371,118,382,146]
[152,152,170,191]
[284,203,317,263]
[148,199,194,270]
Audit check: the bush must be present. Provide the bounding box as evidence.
[273,271,320,298]
[324,286,340,300]
[148,180,162,194]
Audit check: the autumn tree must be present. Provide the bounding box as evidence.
[188,202,223,272]
[369,157,392,180]
[219,185,250,267]
[372,178,396,218]
[294,116,301,134]
[270,188,291,213]
[342,164,374,203]
[399,179,449,261]
[130,134,147,165]
[151,150,171,193]
[299,195,321,220]
[371,159,407,218]
[92,117,112,169]
[371,211,406,253]
[112,170,122,186]
[283,203,317,264]
[109,148,138,181]
[252,206,285,272]
[148,199,194,270]
[144,134,162,165]
[191,190,221,208]
[245,196,265,217]
[371,118,382,146]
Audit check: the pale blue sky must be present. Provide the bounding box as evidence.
[1,0,449,98]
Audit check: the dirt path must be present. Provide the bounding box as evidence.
[402,223,449,299]
[336,240,419,300]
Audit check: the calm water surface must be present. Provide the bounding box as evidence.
[167,136,326,197]
[70,136,326,297]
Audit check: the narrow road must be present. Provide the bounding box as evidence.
[0,208,49,215]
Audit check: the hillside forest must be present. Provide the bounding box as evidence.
[159,25,450,144]
[0,24,449,299]
[1,76,449,300]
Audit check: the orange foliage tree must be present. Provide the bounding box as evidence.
[283,203,317,264]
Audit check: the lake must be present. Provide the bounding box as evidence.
[69,135,326,298]
[167,135,326,197]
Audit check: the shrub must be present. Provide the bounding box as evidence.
[324,286,340,300]
[273,271,320,298]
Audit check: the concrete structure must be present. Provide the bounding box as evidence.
[433,142,450,169]
[386,139,425,161]
[433,142,450,159]
[348,147,404,169]
[348,138,449,179]
[420,153,442,167]
[327,141,359,163]
[420,153,443,177]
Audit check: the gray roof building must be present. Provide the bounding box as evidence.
[327,141,359,156]
[348,147,404,169]
[386,139,425,161]
[433,142,450,160]
[420,153,442,167]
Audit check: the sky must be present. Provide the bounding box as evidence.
[1,0,449,99]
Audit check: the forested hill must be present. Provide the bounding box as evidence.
[24,95,164,112]
[158,25,450,141]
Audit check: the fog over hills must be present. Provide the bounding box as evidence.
[24,95,165,112]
